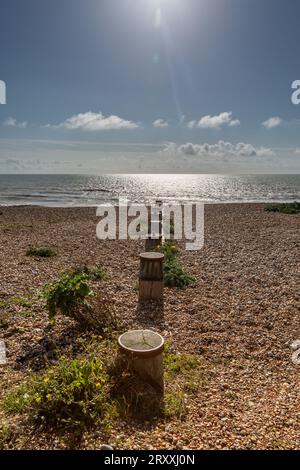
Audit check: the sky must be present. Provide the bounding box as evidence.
[0,0,299,173]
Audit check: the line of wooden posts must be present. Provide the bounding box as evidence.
[118,200,166,392]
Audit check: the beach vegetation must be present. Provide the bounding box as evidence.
[157,241,195,288]
[3,339,205,430]
[11,297,33,308]
[42,266,113,330]
[74,265,110,281]
[4,355,110,430]
[156,240,178,259]
[26,246,57,258]
[1,223,33,233]
[265,201,300,214]
[164,257,195,289]
[18,310,33,317]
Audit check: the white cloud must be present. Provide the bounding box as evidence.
[295,148,300,154]
[153,119,168,128]
[3,117,28,128]
[50,111,140,131]
[187,112,240,129]
[228,119,241,127]
[162,141,275,159]
[262,116,282,129]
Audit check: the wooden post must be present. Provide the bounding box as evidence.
[145,200,163,251]
[118,330,164,391]
[139,252,164,301]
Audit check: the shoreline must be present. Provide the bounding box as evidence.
[0,199,299,208]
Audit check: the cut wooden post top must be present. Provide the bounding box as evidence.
[118,330,164,357]
[139,252,164,261]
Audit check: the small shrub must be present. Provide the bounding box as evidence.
[42,271,93,322]
[265,201,300,214]
[164,347,200,375]
[27,246,57,258]
[74,265,110,281]
[5,356,109,429]
[164,391,186,419]
[156,241,178,260]
[164,258,195,288]
[42,267,113,330]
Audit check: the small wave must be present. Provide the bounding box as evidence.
[82,188,111,193]
[4,194,49,199]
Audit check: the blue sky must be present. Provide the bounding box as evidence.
[0,0,299,173]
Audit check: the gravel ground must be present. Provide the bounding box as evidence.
[0,203,299,449]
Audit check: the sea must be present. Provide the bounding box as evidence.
[0,174,299,207]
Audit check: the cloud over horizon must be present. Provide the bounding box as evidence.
[162,141,275,159]
[153,119,169,128]
[48,111,140,131]
[3,117,28,128]
[187,112,240,130]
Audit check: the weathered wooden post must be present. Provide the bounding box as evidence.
[145,200,163,252]
[139,252,164,301]
[118,329,165,391]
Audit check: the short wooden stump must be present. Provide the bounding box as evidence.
[118,329,164,391]
[139,252,164,301]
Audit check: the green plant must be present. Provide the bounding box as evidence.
[156,240,178,260]
[26,246,57,258]
[264,201,300,214]
[18,310,33,317]
[74,265,110,281]
[1,223,33,233]
[164,391,186,419]
[0,421,13,450]
[42,267,113,330]
[164,347,200,375]
[11,297,33,308]
[3,338,207,431]
[164,257,195,288]
[5,356,109,429]
[43,271,92,321]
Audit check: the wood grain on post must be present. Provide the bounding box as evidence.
[139,252,164,301]
[118,330,165,391]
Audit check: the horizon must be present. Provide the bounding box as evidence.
[0,0,300,173]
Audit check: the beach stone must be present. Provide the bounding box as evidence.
[0,339,7,365]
